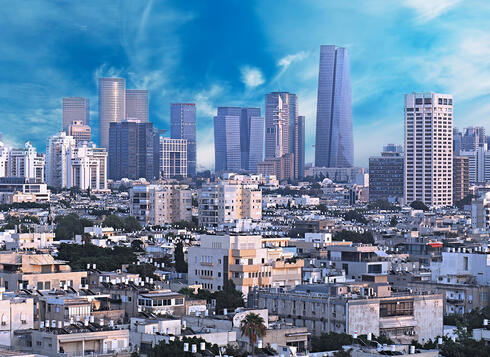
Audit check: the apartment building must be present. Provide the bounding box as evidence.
[0,253,87,292]
[198,181,262,228]
[4,232,54,250]
[0,177,50,202]
[188,235,303,296]
[6,142,45,183]
[252,283,443,344]
[67,120,92,145]
[130,184,192,226]
[159,137,187,179]
[66,142,108,191]
[0,288,34,347]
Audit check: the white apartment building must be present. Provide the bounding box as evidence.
[0,288,34,347]
[6,142,45,182]
[188,235,303,296]
[198,181,262,228]
[130,184,192,225]
[68,120,92,145]
[459,145,490,184]
[0,142,8,177]
[46,132,76,188]
[471,191,490,229]
[159,137,187,179]
[66,143,107,191]
[405,92,453,207]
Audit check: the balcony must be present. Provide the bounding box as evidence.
[230,264,260,273]
[273,260,304,269]
[231,249,256,257]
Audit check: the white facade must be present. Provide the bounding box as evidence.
[405,92,453,206]
[6,142,45,182]
[66,143,108,191]
[159,137,187,179]
[459,145,490,184]
[431,251,490,287]
[45,132,76,188]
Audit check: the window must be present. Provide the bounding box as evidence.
[37,282,43,290]
[380,300,414,317]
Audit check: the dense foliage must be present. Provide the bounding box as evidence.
[126,263,158,280]
[310,332,354,352]
[174,241,187,273]
[54,214,93,240]
[102,214,142,232]
[344,210,368,224]
[410,200,429,211]
[57,243,136,271]
[333,230,374,244]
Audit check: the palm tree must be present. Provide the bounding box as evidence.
[240,312,266,357]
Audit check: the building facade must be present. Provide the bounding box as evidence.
[98,78,126,149]
[62,97,90,130]
[68,120,92,145]
[171,103,196,177]
[66,143,108,191]
[369,144,404,203]
[6,142,45,182]
[453,155,469,202]
[125,89,149,122]
[404,92,453,206]
[315,45,353,168]
[45,132,76,188]
[160,137,188,179]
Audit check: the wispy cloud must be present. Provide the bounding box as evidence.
[278,51,309,69]
[240,66,265,89]
[402,0,461,23]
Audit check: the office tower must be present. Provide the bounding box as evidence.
[67,121,92,145]
[160,137,188,179]
[125,89,149,122]
[130,184,192,225]
[62,97,90,131]
[265,92,297,159]
[240,108,264,172]
[66,143,107,191]
[214,107,242,173]
[459,147,490,184]
[453,156,469,202]
[108,121,159,180]
[45,132,76,188]
[170,103,196,176]
[369,144,404,203]
[98,78,126,149]
[0,141,7,177]
[315,45,354,168]
[294,115,306,179]
[404,92,453,206]
[453,128,462,155]
[461,126,486,151]
[7,142,45,182]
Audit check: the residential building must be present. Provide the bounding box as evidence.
[461,126,486,151]
[7,142,45,182]
[45,132,76,188]
[369,144,404,203]
[62,97,90,130]
[0,252,87,292]
[130,184,192,225]
[4,232,54,250]
[453,156,469,202]
[159,137,187,179]
[315,45,353,168]
[198,181,262,228]
[171,103,196,176]
[0,288,34,347]
[188,235,303,296]
[125,89,149,122]
[0,177,50,202]
[68,120,92,144]
[257,154,295,182]
[0,142,7,177]
[471,191,490,229]
[66,142,108,191]
[98,78,126,149]
[252,284,443,343]
[108,120,159,180]
[404,92,453,207]
[305,166,366,184]
[459,146,490,184]
[453,128,462,155]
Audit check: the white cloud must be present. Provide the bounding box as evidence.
[278,51,309,69]
[402,0,461,23]
[240,66,265,88]
[196,126,215,170]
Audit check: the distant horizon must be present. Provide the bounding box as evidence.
[0,1,489,170]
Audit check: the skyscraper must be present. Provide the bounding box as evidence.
[240,108,264,172]
[369,144,404,203]
[126,89,149,122]
[461,126,486,151]
[404,92,453,207]
[453,156,469,202]
[294,115,306,179]
[160,137,188,179]
[68,121,91,145]
[265,92,297,159]
[170,103,196,176]
[62,97,90,131]
[98,78,126,149]
[108,121,159,180]
[315,45,353,168]
[45,132,76,188]
[214,107,242,173]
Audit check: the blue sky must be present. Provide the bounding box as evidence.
[1,0,490,170]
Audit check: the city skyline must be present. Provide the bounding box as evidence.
[1,1,490,170]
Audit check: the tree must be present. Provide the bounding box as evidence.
[344,210,368,224]
[174,241,187,273]
[410,200,429,211]
[127,263,157,280]
[131,239,144,252]
[215,279,245,313]
[102,215,125,230]
[123,216,142,232]
[57,243,136,271]
[389,216,398,227]
[240,313,266,357]
[310,332,353,352]
[55,214,84,240]
[333,230,374,244]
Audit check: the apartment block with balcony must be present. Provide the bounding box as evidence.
[0,288,34,347]
[188,235,303,296]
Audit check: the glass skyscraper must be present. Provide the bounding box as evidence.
[125,89,149,122]
[62,97,90,131]
[170,103,196,176]
[98,78,126,149]
[315,45,353,168]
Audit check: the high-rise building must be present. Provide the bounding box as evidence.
[453,156,469,203]
[67,121,91,145]
[159,137,187,179]
[294,115,306,179]
[214,107,242,174]
[0,141,8,177]
[98,78,126,149]
[62,97,90,131]
[108,120,159,180]
[66,142,107,191]
[315,45,353,168]
[45,132,76,188]
[404,92,453,207]
[125,89,149,122]
[7,142,45,183]
[453,128,462,155]
[459,146,490,184]
[240,108,264,172]
[369,144,404,203]
[170,103,196,176]
[461,126,486,151]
